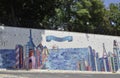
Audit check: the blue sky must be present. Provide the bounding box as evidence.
[103,0,120,7]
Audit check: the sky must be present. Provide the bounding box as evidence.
[103,0,120,7]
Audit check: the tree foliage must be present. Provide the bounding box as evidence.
[108,3,120,35]
[0,0,120,36]
[0,0,56,28]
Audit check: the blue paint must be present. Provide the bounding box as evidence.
[46,48,89,70]
[0,49,16,69]
[46,36,73,42]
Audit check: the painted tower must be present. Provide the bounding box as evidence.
[15,45,23,69]
[25,29,35,58]
[108,52,113,72]
[88,46,92,71]
[102,43,108,72]
[94,52,100,71]
[36,43,43,68]
[24,29,36,69]
[92,49,96,71]
[113,40,119,71]
[0,53,3,68]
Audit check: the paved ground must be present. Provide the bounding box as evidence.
[0,70,120,78]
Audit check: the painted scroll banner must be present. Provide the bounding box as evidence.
[46,36,73,42]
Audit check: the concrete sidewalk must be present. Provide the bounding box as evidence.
[0,69,120,74]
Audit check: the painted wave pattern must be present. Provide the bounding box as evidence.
[0,47,119,72]
[0,50,15,68]
[46,48,89,70]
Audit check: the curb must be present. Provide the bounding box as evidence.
[0,69,120,74]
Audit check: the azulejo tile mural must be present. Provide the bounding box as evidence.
[0,27,120,72]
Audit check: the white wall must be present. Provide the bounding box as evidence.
[0,26,120,57]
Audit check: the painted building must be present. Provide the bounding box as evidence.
[0,26,120,72]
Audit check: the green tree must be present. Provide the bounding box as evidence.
[88,0,106,34]
[45,0,106,34]
[0,0,120,36]
[44,0,92,32]
[108,3,120,35]
[0,0,56,28]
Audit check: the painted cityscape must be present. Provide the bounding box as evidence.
[0,29,120,72]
